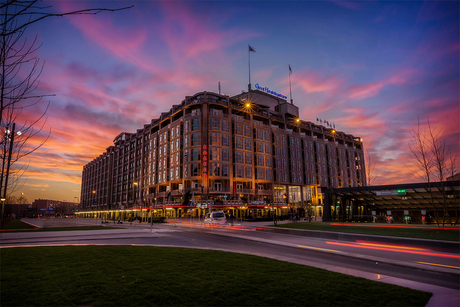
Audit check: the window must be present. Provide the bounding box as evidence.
[209,133,219,145]
[192,133,201,146]
[245,153,252,165]
[222,135,229,147]
[257,168,265,180]
[183,164,188,177]
[191,163,200,176]
[192,148,201,161]
[211,163,220,176]
[244,125,251,137]
[282,135,286,144]
[222,120,229,132]
[191,108,200,116]
[222,164,229,176]
[184,121,189,133]
[264,130,271,141]
[245,167,252,179]
[211,108,223,116]
[265,156,271,167]
[265,143,270,154]
[257,155,264,166]
[192,118,201,131]
[210,148,219,161]
[213,181,222,191]
[210,118,219,130]
[257,129,263,140]
[222,149,229,162]
[236,166,243,178]
[235,152,243,164]
[236,137,243,149]
[244,139,251,151]
[235,123,243,135]
[266,169,272,180]
[256,142,263,153]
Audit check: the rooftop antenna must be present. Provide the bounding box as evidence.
[289,65,293,104]
[248,45,255,92]
[218,82,221,95]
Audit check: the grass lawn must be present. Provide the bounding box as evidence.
[274,222,460,241]
[1,220,37,230]
[1,220,118,232]
[1,246,432,307]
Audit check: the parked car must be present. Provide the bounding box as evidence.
[204,211,226,225]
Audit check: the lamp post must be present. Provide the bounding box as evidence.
[0,198,5,228]
[92,190,96,222]
[74,197,79,216]
[133,181,138,223]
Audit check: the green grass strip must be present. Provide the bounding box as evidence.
[1,220,38,230]
[274,222,460,241]
[1,246,432,306]
[1,220,119,232]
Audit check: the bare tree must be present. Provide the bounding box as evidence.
[365,151,377,187]
[409,118,437,224]
[426,120,450,226]
[447,148,459,225]
[0,0,132,227]
[362,150,377,221]
[409,117,460,226]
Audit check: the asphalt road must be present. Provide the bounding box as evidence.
[2,218,459,307]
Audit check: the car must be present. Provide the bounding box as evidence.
[204,211,226,225]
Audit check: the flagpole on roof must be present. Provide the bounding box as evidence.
[248,45,255,92]
[289,65,293,104]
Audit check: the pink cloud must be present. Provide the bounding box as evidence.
[296,71,347,93]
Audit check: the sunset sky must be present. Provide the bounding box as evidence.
[15,0,459,203]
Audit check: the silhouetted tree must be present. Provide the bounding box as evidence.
[0,0,132,227]
[409,117,459,226]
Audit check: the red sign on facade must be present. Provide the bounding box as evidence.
[202,145,208,178]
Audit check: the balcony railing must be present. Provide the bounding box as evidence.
[171,189,183,196]
[209,187,231,193]
[256,190,271,195]
[235,189,255,194]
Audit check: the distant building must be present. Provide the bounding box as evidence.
[80,89,366,221]
[30,199,78,217]
[447,173,460,181]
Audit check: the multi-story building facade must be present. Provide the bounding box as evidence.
[80,89,366,220]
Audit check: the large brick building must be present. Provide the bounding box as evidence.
[80,89,366,220]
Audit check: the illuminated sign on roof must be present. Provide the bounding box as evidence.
[255,83,287,100]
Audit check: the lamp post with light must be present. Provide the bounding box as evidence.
[1,123,22,227]
[0,198,5,228]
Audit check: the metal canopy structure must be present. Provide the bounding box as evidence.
[323,180,460,222]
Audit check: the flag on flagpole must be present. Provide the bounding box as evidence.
[249,45,255,52]
[289,65,292,73]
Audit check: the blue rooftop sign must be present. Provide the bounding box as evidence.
[255,83,287,100]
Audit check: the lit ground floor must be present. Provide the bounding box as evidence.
[76,202,325,222]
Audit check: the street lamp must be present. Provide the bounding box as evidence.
[1,198,5,228]
[133,181,138,221]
